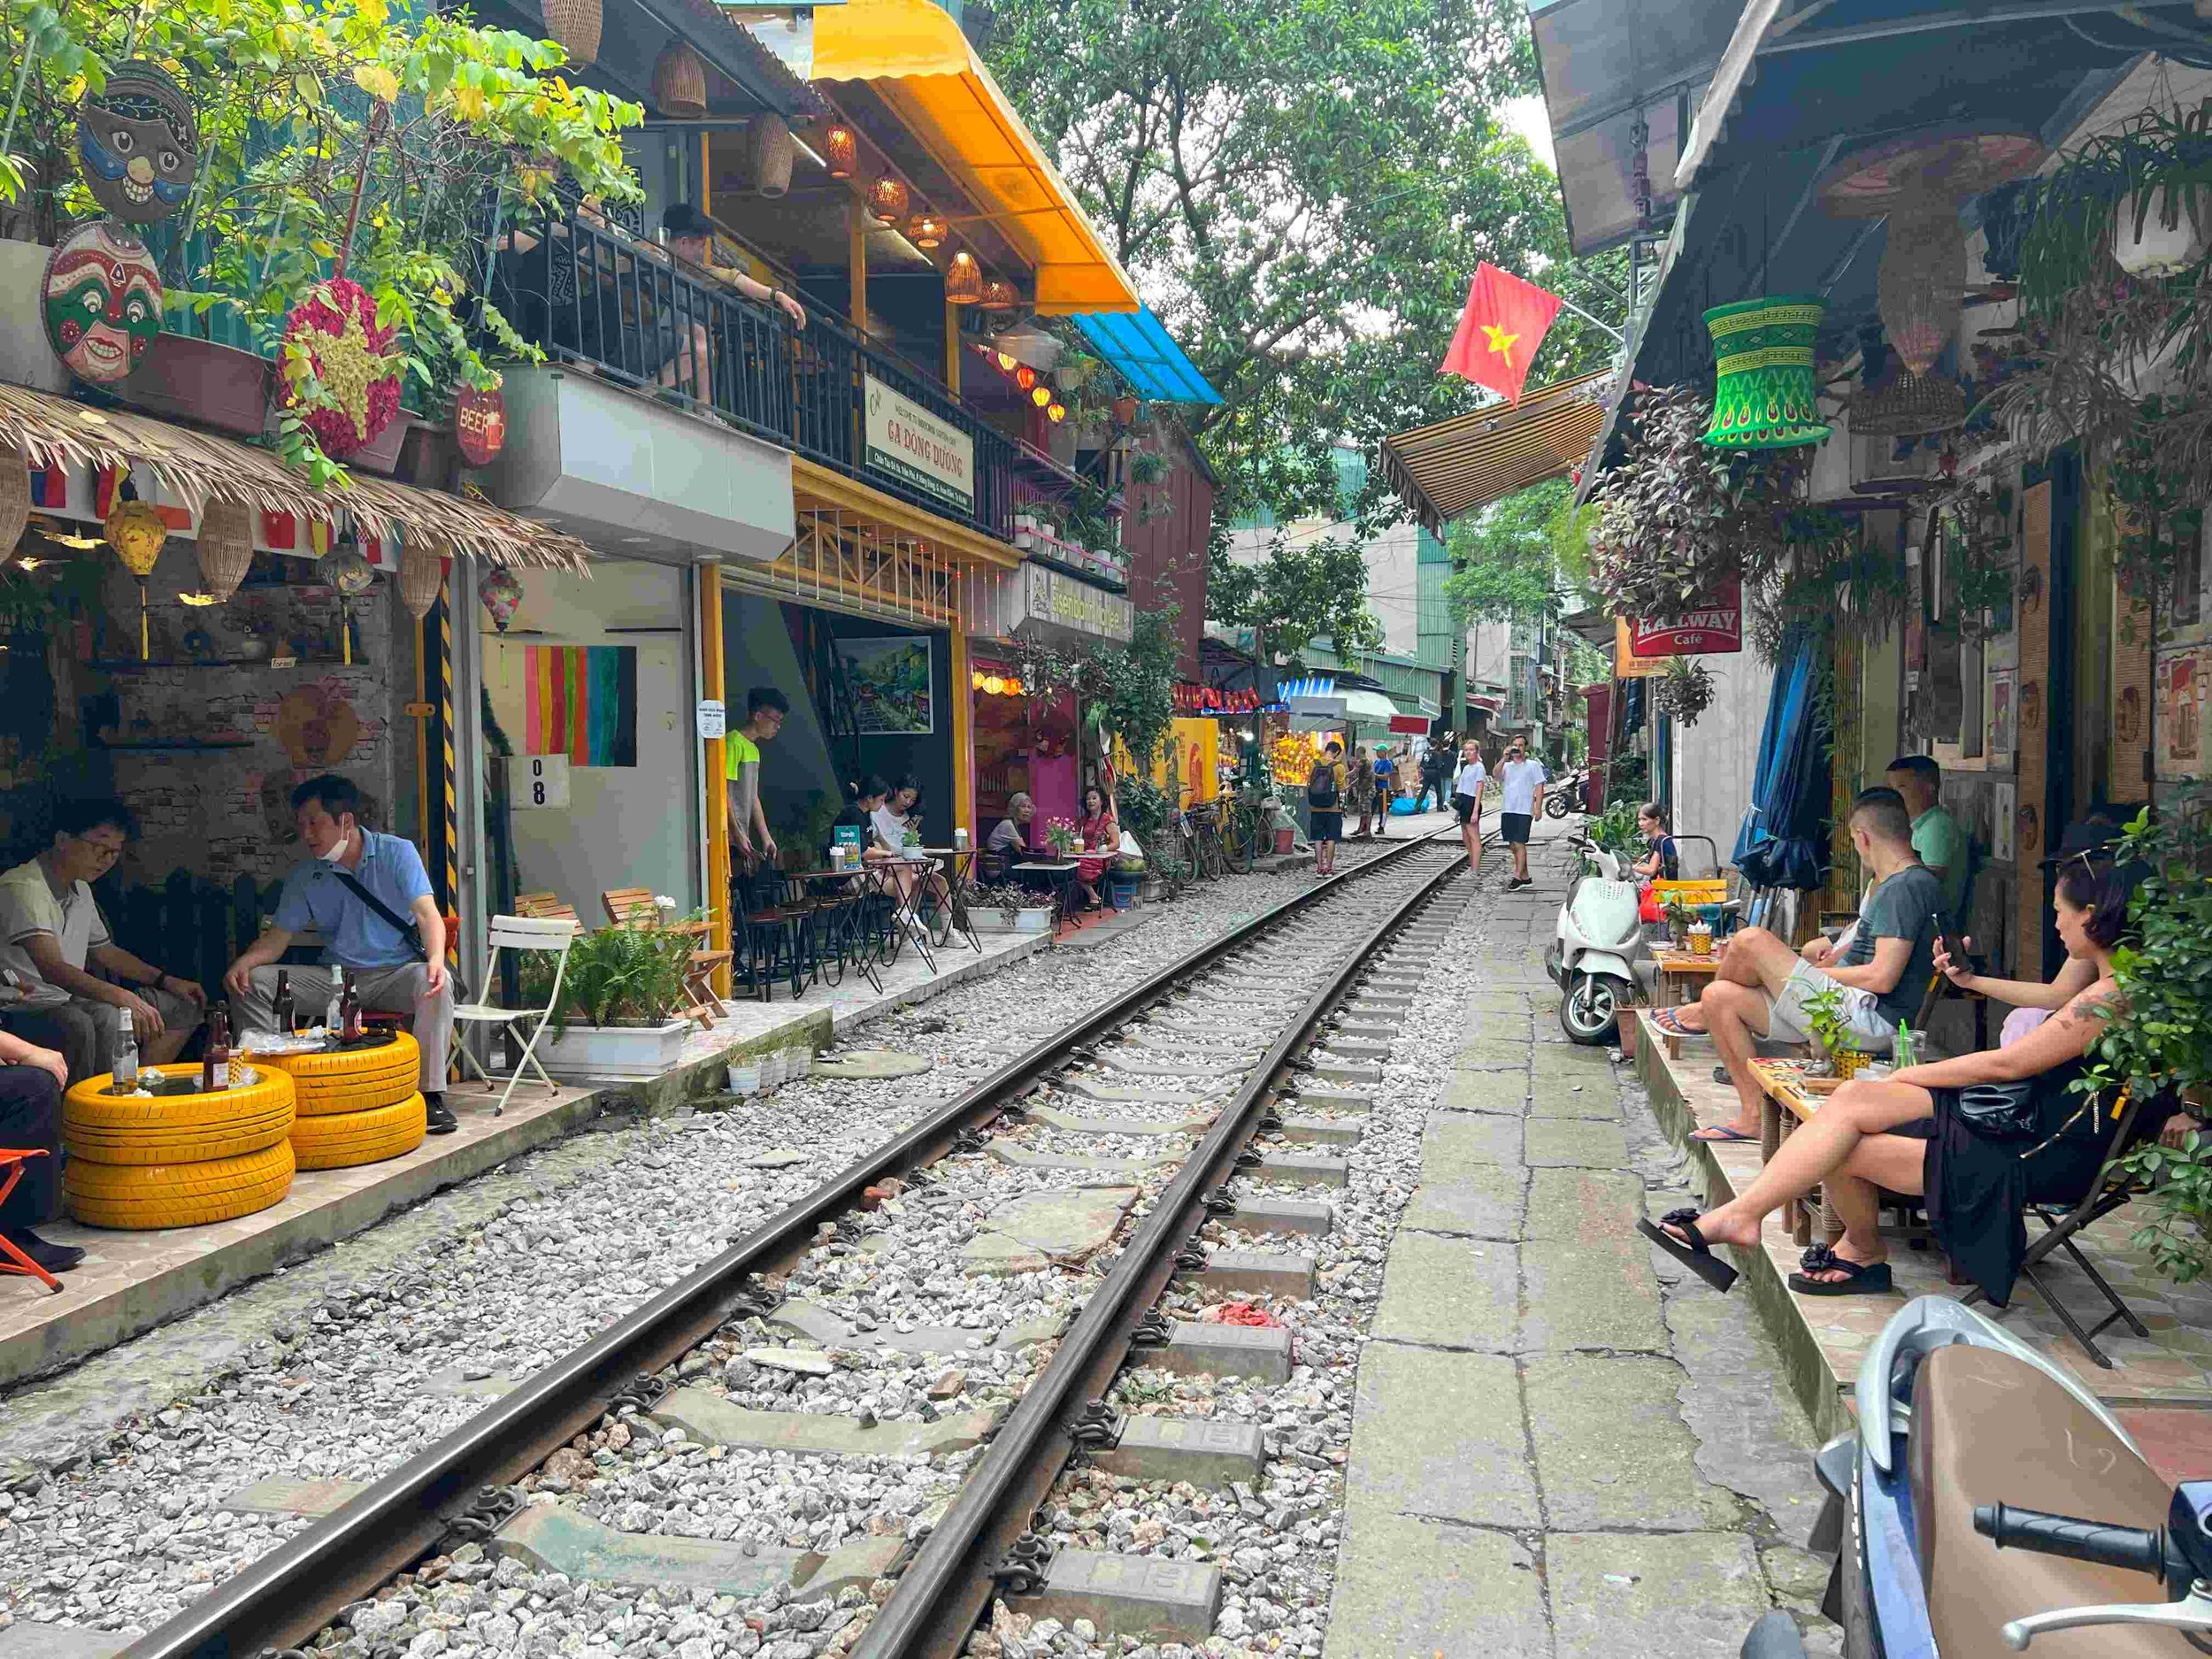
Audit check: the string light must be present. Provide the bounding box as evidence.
[1046,402,1066,422]
[908,213,944,249]
[1031,384,1051,407]
[945,250,984,305]
[1015,365,1037,390]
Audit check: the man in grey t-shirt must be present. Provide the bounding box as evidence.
[1677,788,1941,1143]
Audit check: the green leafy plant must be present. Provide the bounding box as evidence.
[1652,656,1715,726]
[971,882,1045,922]
[1797,981,1853,1066]
[523,920,696,1035]
[1017,604,1182,771]
[1585,797,1642,860]
[1111,773,1174,838]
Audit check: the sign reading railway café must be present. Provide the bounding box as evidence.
[1616,580,1744,676]
[863,373,975,518]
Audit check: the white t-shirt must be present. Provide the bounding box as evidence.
[1452,759,1486,798]
[870,805,913,853]
[0,856,108,995]
[1499,758,1548,816]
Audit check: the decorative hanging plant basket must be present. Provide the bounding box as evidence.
[2113,185,2209,277]
[194,501,256,603]
[277,277,401,461]
[653,42,707,119]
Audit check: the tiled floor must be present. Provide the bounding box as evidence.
[1639,1018,2212,1410]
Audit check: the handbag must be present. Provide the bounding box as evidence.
[1953,1079,2040,1141]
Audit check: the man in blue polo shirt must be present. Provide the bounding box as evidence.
[224,775,457,1134]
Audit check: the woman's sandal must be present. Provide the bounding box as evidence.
[1634,1207,1740,1293]
[1688,1125,1755,1143]
[1786,1243,1894,1297]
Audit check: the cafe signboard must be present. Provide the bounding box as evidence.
[1014,565,1133,646]
[864,373,974,518]
[1617,581,1744,677]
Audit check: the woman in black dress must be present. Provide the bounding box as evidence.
[1640,860,2169,1302]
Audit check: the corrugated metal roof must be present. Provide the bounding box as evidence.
[1069,307,1224,404]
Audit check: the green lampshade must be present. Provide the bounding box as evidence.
[1701,295,1831,449]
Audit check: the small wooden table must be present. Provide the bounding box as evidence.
[1750,1058,1838,1247]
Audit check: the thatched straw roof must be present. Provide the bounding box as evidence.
[0,381,592,572]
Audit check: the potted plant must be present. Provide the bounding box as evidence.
[526,919,697,1079]
[1044,817,1079,857]
[1797,981,1861,1079]
[969,881,1055,933]
[1663,899,1694,950]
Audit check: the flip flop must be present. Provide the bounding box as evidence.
[1688,1125,1755,1143]
[1648,1008,1707,1038]
[1787,1244,1894,1297]
[1634,1207,1740,1293]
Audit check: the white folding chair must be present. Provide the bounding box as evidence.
[452,914,580,1117]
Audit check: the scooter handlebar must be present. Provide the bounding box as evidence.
[1973,1502,2180,1583]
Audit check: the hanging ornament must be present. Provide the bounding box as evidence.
[539,0,603,68]
[0,446,28,562]
[1701,296,1830,449]
[945,250,983,305]
[980,279,1019,312]
[908,212,945,250]
[398,540,446,621]
[76,60,198,225]
[324,534,377,665]
[42,222,162,384]
[105,497,167,659]
[822,124,856,180]
[653,42,707,119]
[278,277,401,459]
[479,565,524,633]
[868,175,910,227]
[454,383,508,466]
[194,500,255,603]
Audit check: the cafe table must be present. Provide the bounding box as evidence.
[1010,860,1084,931]
[918,848,983,954]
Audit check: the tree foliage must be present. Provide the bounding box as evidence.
[1017,605,1184,771]
[1443,477,1585,624]
[1208,534,1383,663]
[982,0,1622,528]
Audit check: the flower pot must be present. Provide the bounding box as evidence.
[0,238,69,395]
[2114,188,2209,277]
[726,1061,762,1094]
[539,1019,690,1080]
[116,331,273,437]
[973,906,1055,933]
[1273,827,1294,855]
[344,411,411,476]
[396,417,460,489]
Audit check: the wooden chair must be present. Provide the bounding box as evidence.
[602,887,731,1027]
[515,891,580,923]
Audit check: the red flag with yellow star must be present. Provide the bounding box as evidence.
[1440,263,1563,403]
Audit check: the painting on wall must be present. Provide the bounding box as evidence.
[1987,670,2015,770]
[485,641,640,769]
[2161,649,2202,776]
[836,636,933,734]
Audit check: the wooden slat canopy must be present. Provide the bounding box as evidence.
[1379,373,1611,535]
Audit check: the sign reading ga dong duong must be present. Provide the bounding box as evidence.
[864,373,975,517]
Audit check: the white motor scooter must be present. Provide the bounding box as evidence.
[1544,832,1644,1044]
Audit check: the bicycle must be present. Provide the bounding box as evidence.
[1217,787,1264,872]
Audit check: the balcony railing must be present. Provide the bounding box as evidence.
[488,204,1018,544]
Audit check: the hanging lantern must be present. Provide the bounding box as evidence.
[1014,365,1037,391]
[983,675,1005,695]
[1046,402,1066,423]
[479,565,524,634]
[398,540,445,621]
[1847,328,1965,436]
[1030,383,1052,408]
[868,175,909,227]
[105,497,166,659]
[194,500,255,604]
[652,41,707,119]
[539,0,602,67]
[1701,295,1831,449]
[994,350,1017,373]
[822,124,856,180]
[945,250,983,305]
[1877,195,1964,377]
[908,212,944,249]
[0,447,27,563]
[744,115,795,198]
[980,279,1019,312]
[325,535,377,665]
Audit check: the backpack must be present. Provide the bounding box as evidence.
[1307,764,1340,810]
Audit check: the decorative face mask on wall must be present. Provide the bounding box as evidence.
[42,223,163,383]
[77,61,198,224]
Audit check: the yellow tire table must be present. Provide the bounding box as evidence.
[62,1067,298,1229]
[255,1033,427,1170]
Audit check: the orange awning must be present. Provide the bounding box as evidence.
[809,0,1140,315]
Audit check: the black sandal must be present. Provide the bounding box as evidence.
[1635,1207,1740,1293]
[1787,1243,1893,1297]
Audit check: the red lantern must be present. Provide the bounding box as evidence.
[455,385,508,466]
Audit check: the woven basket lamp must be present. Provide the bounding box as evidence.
[822,124,856,180]
[540,0,601,67]
[868,175,910,227]
[653,41,707,119]
[980,279,1019,312]
[194,501,256,604]
[105,498,168,659]
[0,446,27,563]
[1816,126,2047,377]
[398,540,445,621]
[1701,296,1831,449]
[945,250,984,305]
[1847,326,1966,437]
[746,116,795,198]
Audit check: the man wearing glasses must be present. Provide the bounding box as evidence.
[0,798,205,1080]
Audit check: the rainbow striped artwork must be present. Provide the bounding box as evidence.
[523,644,638,768]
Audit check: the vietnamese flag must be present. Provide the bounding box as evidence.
[1440,262,1564,403]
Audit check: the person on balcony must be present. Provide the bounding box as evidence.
[659,204,808,407]
[0,798,205,1081]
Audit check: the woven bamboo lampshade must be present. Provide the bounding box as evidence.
[822,125,856,179]
[908,212,945,249]
[0,447,27,562]
[1701,296,1830,449]
[980,279,1019,311]
[1848,327,1966,436]
[1878,191,1966,377]
[540,0,601,67]
[106,498,167,659]
[398,540,444,620]
[868,175,910,226]
[653,42,707,119]
[744,116,795,198]
[945,250,983,305]
[194,501,256,604]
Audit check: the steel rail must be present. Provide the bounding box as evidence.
[853,842,1471,1658]
[118,831,1455,1659]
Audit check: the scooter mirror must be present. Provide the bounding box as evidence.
[2170,1481,2212,1583]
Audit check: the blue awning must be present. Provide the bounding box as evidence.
[1068,306,1223,404]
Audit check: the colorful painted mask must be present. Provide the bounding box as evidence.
[42,223,163,384]
[76,61,199,224]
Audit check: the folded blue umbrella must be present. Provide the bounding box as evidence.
[1732,628,1831,891]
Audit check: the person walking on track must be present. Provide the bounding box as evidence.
[1308,741,1347,877]
[1451,741,1487,877]
[1371,745,1396,838]
[1497,740,1548,889]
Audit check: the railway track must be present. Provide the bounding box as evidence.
[117,831,1471,1659]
